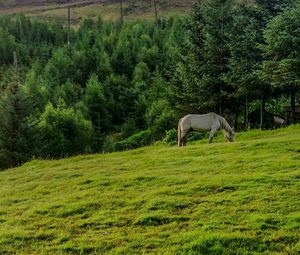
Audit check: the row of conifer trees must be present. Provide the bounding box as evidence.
[0,0,298,169]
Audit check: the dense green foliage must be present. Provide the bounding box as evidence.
[0,0,299,169]
[0,125,299,254]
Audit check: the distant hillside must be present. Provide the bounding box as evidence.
[1,0,91,8]
[0,0,197,23]
[0,126,299,254]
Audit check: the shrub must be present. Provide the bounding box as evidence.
[164,129,207,146]
[120,119,138,139]
[102,130,153,153]
[38,103,93,157]
[146,99,177,139]
[115,130,152,151]
[102,135,119,153]
[164,128,178,145]
[187,131,206,142]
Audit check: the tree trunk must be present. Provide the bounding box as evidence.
[13,51,18,67]
[290,86,296,123]
[260,92,266,130]
[244,95,248,130]
[97,112,101,131]
[216,102,222,115]
[234,101,239,130]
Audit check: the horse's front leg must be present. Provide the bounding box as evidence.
[209,129,217,144]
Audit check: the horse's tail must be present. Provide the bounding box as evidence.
[178,119,182,147]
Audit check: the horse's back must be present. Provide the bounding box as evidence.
[181,113,220,131]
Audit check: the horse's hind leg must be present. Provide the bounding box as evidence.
[181,129,188,146]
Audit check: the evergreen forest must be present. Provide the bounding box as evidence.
[0,0,299,170]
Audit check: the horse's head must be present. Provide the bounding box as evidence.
[282,119,288,127]
[226,129,234,142]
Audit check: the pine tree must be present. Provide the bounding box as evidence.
[84,74,111,133]
[261,3,300,123]
[0,68,39,169]
[225,7,264,128]
[172,0,233,114]
[0,28,16,65]
[256,0,292,16]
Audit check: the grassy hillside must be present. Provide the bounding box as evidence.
[0,0,197,23]
[0,126,299,254]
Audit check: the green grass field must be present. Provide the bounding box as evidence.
[0,126,299,254]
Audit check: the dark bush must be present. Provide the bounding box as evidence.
[115,130,152,151]
[102,130,153,152]
[164,128,178,145]
[164,129,206,146]
[187,132,206,142]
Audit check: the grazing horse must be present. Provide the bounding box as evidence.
[178,113,234,146]
[248,109,287,129]
[273,115,286,128]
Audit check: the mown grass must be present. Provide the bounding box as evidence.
[0,125,299,254]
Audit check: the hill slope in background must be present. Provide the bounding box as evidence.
[0,126,299,254]
[0,0,198,23]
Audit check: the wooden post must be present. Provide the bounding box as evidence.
[120,0,123,24]
[67,7,70,44]
[244,94,248,130]
[153,0,158,25]
[19,19,22,41]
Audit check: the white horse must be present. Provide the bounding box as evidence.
[273,115,286,128]
[178,112,234,146]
